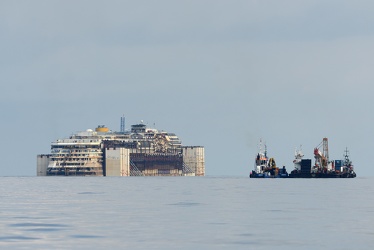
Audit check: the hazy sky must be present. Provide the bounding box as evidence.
[1,0,374,176]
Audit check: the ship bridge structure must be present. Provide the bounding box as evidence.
[37,119,205,177]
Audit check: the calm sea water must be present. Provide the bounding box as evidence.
[0,176,373,249]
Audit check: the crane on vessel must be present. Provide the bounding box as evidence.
[314,138,329,169]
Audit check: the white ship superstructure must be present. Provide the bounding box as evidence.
[293,146,304,172]
[37,119,205,177]
[47,130,103,176]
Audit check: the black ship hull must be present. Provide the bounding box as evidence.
[249,170,289,178]
[249,173,289,178]
[289,171,356,178]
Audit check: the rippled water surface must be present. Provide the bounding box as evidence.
[1,177,373,249]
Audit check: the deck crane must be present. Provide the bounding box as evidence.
[314,138,329,170]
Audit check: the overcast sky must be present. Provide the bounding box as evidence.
[1,0,374,176]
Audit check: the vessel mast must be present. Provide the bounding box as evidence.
[344,147,351,166]
[259,139,267,158]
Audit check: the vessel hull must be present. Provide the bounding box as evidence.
[289,172,356,178]
[249,171,289,178]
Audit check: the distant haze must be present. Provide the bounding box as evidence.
[1,0,373,176]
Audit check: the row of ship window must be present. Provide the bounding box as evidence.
[55,159,102,162]
[52,150,101,153]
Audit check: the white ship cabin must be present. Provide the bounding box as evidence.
[255,152,268,173]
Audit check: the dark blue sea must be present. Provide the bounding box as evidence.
[1,176,373,249]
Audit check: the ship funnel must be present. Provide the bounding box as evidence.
[95,125,109,133]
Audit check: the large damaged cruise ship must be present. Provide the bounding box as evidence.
[37,118,205,177]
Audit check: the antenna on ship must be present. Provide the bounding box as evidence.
[120,115,125,133]
[258,138,267,157]
[344,147,349,157]
[264,143,267,158]
[344,147,351,165]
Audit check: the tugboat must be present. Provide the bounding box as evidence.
[249,140,288,178]
[340,147,357,178]
[289,138,356,178]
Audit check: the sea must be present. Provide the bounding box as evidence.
[0,176,373,250]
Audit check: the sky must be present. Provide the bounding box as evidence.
[1,0,374,176]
